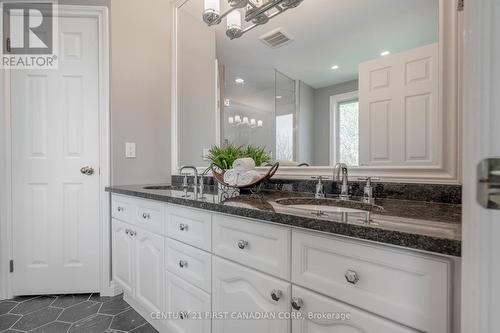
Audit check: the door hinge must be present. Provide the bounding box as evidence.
[5,37,11,53]
[9,260,14,273]
[458,0,464,11]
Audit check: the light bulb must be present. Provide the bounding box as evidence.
[203,0,221,25]
[242,117,249,125]
[257,120,263,127]
[228,117,234,124]
[235,115,242,123]
[227,10,242,30]
[250,118,256,126]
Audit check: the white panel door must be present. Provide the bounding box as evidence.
[212,256,291,333]
[291,286,418,333]
[112,220,135,295]
[11,16,100,294]
[359,43,439,166]
[134,226,164,314]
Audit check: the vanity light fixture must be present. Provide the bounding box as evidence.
[331,65,339,70]
[235,77,245,84]
[203,0,304,40]
[380,50,390,56]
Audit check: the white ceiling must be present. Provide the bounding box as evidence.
[180,0,439,89]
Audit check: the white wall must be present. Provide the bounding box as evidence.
[313,80,358,165]
[110,0,171,185]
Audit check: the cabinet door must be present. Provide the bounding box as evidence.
[292,286,418,333]
[135,226,165,314]
[212,257,290,333]
[165,272,211,333]
[112,219,135,295]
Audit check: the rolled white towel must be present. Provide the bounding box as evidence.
[223,169,239,186]
[237,170,261,186]
[233,158,256,173]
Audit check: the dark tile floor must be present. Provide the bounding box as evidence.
[0,294,158,333]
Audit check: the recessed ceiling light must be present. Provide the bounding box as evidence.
[235,77,245,84]
[331,65,339,70]
[276,95,282,99]
[380,50,390,56]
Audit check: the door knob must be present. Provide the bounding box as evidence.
[80,166,95,176]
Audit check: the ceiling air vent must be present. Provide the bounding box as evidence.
[259,28,293,49]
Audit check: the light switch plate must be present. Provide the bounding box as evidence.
[125,142,136,158]
[202,148,210,161]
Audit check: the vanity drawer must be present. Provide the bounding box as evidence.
[292,285,418,333]
[112,195,135,223]
[165,238,212,293]
[166,205,212,251]
[291,230,451,333]
[212,214,290,280]
[165,271,211,333]
[134,199,165,235]
[112,194,165,235]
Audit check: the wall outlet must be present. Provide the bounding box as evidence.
[125,142,136,158]
[203,148,210,161]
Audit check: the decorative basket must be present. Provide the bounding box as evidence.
[210,162,280,189]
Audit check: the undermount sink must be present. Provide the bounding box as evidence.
[284,204,366,214]
[274,197,383,214]
[143,185,175,190]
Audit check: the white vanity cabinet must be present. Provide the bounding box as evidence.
[165,272,211,333]
[111,219,135,295]
[110,194,457,333]
[111,219,165,315]
[212,256,291,333]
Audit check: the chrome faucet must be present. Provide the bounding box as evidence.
[179,166,198,197]
[334,163,349,200]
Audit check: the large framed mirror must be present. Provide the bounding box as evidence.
[171,0,460,183]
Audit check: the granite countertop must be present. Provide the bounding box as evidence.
[106,184,462,257]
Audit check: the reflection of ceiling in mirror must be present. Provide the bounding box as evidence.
[179,0,439,89]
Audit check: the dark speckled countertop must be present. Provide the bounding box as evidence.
[106,184,462,257]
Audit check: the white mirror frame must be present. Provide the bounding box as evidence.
[171,0,461,184]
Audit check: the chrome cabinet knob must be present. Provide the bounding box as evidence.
[142,212,150,220]
[80,166,95,176]
[179,260,188,268]
[271,289,282,302]
[237,240,249,249]
[179,223,188,231]
[344,270,359,285]
[125,229,130,235]
[291,297,303,310]
[117,207,124,212]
